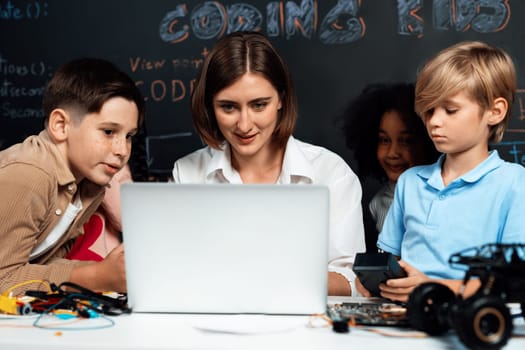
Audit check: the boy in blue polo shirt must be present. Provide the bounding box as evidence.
[361,41,525,302]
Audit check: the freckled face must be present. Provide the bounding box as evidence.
[66,97,139,185]
[376,110,417,183]
[213,72,282,162]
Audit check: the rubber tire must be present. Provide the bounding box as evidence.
[454,295,513,350]
[407,282,456,335]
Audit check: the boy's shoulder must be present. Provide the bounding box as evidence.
[478,151,525,183]
[0,131,74,184]
[497,159,525,179]
[2,132,47,164]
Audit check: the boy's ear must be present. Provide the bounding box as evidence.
[487,97,508,126]
[47,109,72,142]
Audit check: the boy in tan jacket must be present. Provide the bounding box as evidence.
[0,58,144,294]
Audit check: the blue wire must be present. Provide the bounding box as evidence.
[32,294,116,331]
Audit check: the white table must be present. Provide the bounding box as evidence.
[0,297,523,350]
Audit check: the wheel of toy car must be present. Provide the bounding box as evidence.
[406,282,456,335]
[454,295,513,350]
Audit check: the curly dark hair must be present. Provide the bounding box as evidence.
[341,82,439,182]
[128,123,150,182]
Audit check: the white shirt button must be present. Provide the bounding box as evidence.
[55,209,62,216]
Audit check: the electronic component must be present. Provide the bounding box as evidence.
[25,282,130,316]
[328,300,409,327]
[0,295,33,315]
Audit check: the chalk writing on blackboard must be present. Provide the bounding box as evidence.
[0,54,51,119]
[494,141,525,166]
[433,0,510,32]
[129,50,207,104]
[135,78,194,103]
[129,47,207,104]
[159,0,511,44]
[1,100,45,119]
[0,0,48,20]
[0,54,49,77]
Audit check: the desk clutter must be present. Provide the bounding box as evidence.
[1,243,524,349]
[0,285,524,350]
[0,281,129,330]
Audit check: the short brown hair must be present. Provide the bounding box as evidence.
[415,41,516,143]
[43,58,145,127]
[191,31,297,149]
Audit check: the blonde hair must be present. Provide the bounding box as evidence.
[415,41,516,143]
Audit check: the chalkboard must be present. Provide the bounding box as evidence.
[2,0,525,178]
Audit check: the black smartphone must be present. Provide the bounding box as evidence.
[352,252,407,297]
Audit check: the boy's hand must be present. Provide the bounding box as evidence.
[70,243,127,292]
[100,243,126,291]
[378,260,430,302]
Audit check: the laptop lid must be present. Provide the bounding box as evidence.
[121,183,329,315]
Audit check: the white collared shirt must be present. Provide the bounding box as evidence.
[173,136,365,285]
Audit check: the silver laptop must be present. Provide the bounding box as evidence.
[121,183,329,315]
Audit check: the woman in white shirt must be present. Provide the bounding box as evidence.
[172,31,365,296]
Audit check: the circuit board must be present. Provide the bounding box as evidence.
[327,300,410,327]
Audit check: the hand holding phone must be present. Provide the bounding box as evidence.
[352,252,407,297]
